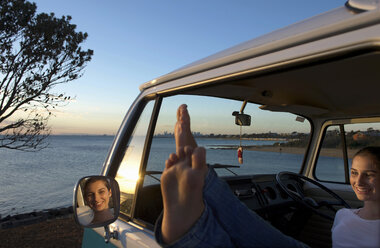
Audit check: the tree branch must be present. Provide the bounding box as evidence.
[0,1,93,151]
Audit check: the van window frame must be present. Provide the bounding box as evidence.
[313,117,380,184]
[111,96,161,221]
[313,124,350,184]
[130,96,162,227]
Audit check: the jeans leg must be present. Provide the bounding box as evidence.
[155,202,234,248]
[203,167,309,248]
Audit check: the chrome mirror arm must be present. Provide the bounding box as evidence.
[240,100,247,114]
[104,225,118,243]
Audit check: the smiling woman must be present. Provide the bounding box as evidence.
[73,176,120,228]
[350,150,380,204]
[331,147,380,248]
[84,178,114,224]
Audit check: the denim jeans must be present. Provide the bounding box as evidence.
[155,167,309,248]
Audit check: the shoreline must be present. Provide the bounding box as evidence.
[1,146,356,223]
[212,145,359,159]
[0,206,74,229]
[0,206,83,247]
[0,146,358,247]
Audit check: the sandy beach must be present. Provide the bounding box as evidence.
[242,146,359,159]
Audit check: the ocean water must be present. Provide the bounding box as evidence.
[0,135,114,217]
[0,135,342,217]
[146,137,301,178]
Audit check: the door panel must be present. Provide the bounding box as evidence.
[299,183,362,248]
[82,228,118,248]
[112,219,160,248]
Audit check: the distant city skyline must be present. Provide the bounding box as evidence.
[152,128,380,138]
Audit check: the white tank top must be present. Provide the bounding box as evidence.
[332,208,380,248]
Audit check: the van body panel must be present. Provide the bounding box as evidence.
[140,7,380,91]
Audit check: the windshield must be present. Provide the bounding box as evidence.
[145,94,311,184]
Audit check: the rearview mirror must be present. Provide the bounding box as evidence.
[73,176,120,228]
[232,111,251,126]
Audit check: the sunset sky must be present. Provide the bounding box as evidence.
[32,0,345,135]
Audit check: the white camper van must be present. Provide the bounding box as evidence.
[73,1,380,247]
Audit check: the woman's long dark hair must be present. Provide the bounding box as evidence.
[84,177,111,193]
[353,146,380,168]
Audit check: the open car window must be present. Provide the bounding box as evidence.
[143,94,311,186]
[315,120,380,183]
[115,100,155,217]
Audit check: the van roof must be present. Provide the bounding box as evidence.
[139,2,380,92]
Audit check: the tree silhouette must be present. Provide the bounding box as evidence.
[0,0,93,150]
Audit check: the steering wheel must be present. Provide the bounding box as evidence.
[276,172,350,221]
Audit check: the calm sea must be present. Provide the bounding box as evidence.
[0,135,113,217]
[0,135,342,217]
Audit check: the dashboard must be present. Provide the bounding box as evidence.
[223,174,304,214]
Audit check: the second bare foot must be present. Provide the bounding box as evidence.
[161,146,207,243]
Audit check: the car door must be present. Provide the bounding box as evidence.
[81,98,161,248]
[298,118,380,247]
[310,118,380,207]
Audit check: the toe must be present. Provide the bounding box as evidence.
[169,153,178,163]
[177,104,188,121]
[166,153,178,169]
[165,159,171,169]
[184,145,194,158]
[177,146,185,159]
[192,147,206,171]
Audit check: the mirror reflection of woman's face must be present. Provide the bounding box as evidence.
[85,180,112,212]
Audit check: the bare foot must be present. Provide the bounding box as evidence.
[161,146,207,243]
[175,104,197,154]
[160,104,207,243]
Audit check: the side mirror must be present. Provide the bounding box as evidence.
[73,176,120,228]
[232,111,251,126]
